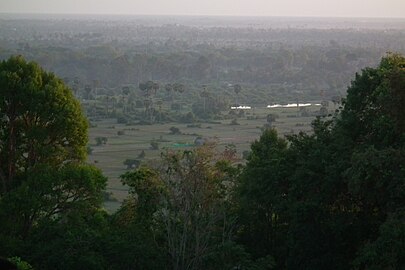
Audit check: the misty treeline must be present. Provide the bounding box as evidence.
[1,17,405,104]
[0,52,404,269]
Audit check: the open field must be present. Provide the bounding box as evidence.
[88,104,326,211]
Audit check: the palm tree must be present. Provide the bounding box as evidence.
[165,83,173,101]
[144,99,153,122]
[156,100,163,122]
[174,83,185,94]
[233,84,242,105]
[200,85,210,114]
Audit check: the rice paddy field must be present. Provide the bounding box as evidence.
[88,104,326,212]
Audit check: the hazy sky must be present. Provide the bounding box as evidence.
[1,0,405,18]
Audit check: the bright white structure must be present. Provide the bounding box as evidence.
[231,105,252,110]
[267,103,321,108]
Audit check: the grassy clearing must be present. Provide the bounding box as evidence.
[88,105,325,211]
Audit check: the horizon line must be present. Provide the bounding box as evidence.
[1,12,405,20]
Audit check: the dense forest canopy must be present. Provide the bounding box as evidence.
[1,15,404,103]
[0,56,106,269]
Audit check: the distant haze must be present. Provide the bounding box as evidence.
[1,0,405,18]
